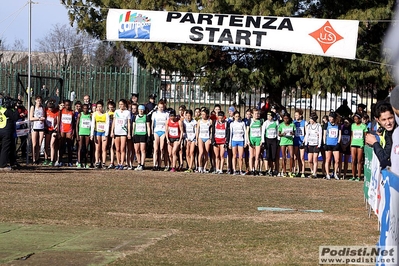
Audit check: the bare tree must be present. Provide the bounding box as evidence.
[35,23,96,67]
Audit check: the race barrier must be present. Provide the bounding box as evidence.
[363,145,399,265]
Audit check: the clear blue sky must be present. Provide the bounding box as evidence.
[0,1,71,50]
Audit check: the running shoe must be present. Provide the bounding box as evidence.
[355,177,360,182]
[127,166,133,170]
[282,172,287,177]
[102,164,107,170]
[95,162,101,169]
[288,172,295,178]
[77,163,82,168]
[334,173,339,180]
[68,163,73,167]
[170,168,176,172]
[184,169,192,173]
[240,171,246,176]
[164,166,170,172]
[135,165,143,171]
[85,164,90,169]
[152,166,157,171]
[325,174,331,180]
[108,163,115,169]
[300,173,306,178]
[42,159,50,166]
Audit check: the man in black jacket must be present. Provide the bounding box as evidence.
[365,101,396,169]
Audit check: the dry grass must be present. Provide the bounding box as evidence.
[0,166,379,265]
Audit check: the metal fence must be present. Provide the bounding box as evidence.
[0,62,378,118]
[158,72,378,119]
[0,63,160,105]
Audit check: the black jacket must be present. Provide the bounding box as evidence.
[373,129,393,169]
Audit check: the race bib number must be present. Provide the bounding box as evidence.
[81,118,91,129]
[97,122,106,131]
[295,127,304,137]
[136,123,146,133]
[116,118,124,125]
[308,134,318,145]
[46,117,54,128]
[215,129,225,138]
[267,128,277,138]
[169,127,178,137]
[353,130,363,139]
[250,127,261,137]
[341,135,350,145]
[283,128,293,136]
[62,114,72,124]
[329,128,338,138]
[199,126,209,138]
[155,120,165,131]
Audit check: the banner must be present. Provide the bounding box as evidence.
[364,146,373,201]
[106,9,359,59]
[367,146,383,218]
[377,169,399,265]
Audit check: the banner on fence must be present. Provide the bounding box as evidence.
[365,145,384,218]
[377,168,399,265]
[106,9,359,59]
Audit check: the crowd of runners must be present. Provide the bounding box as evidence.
[19,93,387,181]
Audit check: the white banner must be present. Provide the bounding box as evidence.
[106,9,359,59]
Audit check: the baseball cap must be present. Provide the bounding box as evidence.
[138,105,145,110]
[228,106,235,112]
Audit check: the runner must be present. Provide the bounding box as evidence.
[30,95,45,164]
[151,100,169,171]
[339,117,352,180]
[196,108,213,173]
[183,109,197,173]
[107,100,116,169]
[304,113,322,178]
[350,113,367,181]
[43,100,59,166]
[211,111,227,174]
[127,102,138,169]
[111,99,131,170]
[261,111,279,176]
[76,103,91,168]
[246,108,262,175]
[59,99,75,167]
[293,109,307,177]
[243,109,252,174]
[323,112,341,180]
[90,100,109,169]
[177,105,186,171]
[132,104,151,171]
[278,113,296,177]
[229,111,247,175]
[165,110,183,172]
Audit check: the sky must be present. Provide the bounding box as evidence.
[0,1,71,50]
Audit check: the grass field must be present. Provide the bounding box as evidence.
[0,166,379,265]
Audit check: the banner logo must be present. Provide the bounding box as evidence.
[118,11,151,39]
[309,21,343,53]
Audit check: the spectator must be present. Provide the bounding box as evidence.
[365,101,396,169]
[335,99,353,118]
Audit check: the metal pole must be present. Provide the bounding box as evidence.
[26,0,32,164]
[132,56,138,94]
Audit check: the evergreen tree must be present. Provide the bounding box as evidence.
[61,0,395,103]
